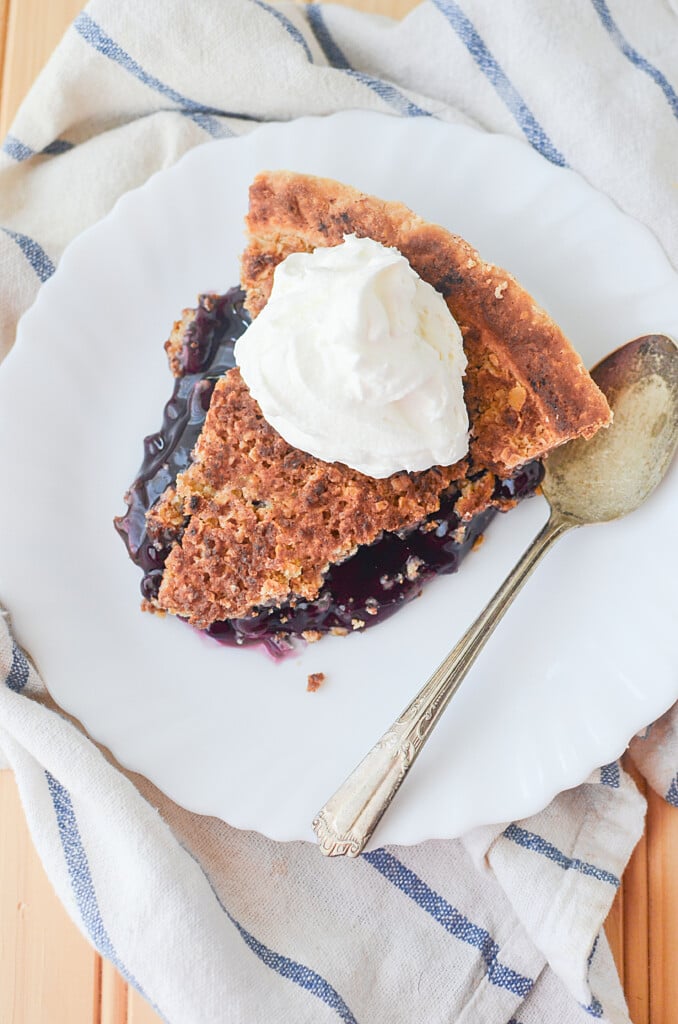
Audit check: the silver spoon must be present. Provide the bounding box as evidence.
[313,334,678,857]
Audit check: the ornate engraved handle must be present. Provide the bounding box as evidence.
[313,512,575,857]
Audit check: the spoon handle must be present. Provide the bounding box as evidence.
[313,511,575,857]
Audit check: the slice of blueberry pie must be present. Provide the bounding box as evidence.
[115,171,611,655]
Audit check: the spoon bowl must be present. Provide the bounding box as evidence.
[313,335,678,857]
[544,334,678,524]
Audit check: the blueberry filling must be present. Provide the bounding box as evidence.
[115,288,249,600]
[115,288,543,657]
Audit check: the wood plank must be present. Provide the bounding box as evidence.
[0,0,83,135]
[0,771,99,1024]
[316,0,420,16]
[128,989,164,1024]
[647,785,678,1023]
[0,0,11,110]
[621,759,651,1024]
[101,960,128,1024]
[605,886,625,991]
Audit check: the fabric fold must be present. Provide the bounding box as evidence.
[1,2,676,1021]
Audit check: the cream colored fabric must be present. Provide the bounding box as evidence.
[1,2,676,1021]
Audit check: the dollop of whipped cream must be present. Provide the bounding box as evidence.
[235,234,469,478]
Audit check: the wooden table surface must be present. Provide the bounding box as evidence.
[0,2,676,1021]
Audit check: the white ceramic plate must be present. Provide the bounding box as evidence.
[0,111,676,847]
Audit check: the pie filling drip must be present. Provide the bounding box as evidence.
[115,288,543,657]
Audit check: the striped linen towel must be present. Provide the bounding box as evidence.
[1,1,677,1020]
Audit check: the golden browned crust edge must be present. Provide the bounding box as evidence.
[241,170,611,472]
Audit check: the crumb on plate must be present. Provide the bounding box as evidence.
[307,672,326,693]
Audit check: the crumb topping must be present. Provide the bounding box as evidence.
[148,367,467,627]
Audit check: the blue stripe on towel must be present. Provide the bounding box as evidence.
[5,641,29,693]
[48,767,354,1023]
[45,772,166,1020]
[579,935,604,1015]
[74,12,204,107]
[181,110,234,139]
[250,0,314,62]
[228,914,359,1023]
[364,849,534,997]
[587,933,600,967]
[306,4,429,117]
[590,0,678,120]
[177,840,360,1022]
[432,0,567,166]
[346,71,429,117]
[1,227,55,282]
[599,762,620,788]
[42,139,75,155]
[2,134,75,161]
[666,773,678,807]
[581,996,604,1018]
[503,825,620,887]
[2,135,34,161]
[306,3,348,67]
[73,13,243,137]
